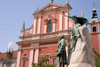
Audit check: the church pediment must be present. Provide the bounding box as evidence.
[33,3,72,14]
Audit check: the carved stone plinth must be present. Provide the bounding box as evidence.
[68,26,96,67]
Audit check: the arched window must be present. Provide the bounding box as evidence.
[47,21,52,32]
[93,26,97,32]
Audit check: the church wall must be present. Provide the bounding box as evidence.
[55,12,60,31]
[92,34,99,53]
[90,22,99,53]
[39,45,58,64]
[20,49,30,67]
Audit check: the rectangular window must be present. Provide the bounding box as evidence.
[53,58,56,67]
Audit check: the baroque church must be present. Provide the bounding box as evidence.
[16,0,74,67]
[15,0,100,67]
[0,0,100,67]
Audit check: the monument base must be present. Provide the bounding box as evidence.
[68,26,96,67]
[68,63,94,67]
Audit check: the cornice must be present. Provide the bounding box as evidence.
[19,29,71,38]
[16,34,71,45]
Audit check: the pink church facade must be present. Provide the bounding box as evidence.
[16,2,75,67]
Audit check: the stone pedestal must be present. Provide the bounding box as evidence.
[3,59,15,67]
[68,26,96,67]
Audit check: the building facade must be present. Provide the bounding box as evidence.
[16,1,75,67]
[16,1,100,67]
[89,6,100,54]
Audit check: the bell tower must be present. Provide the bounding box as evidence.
[89,3,100,54]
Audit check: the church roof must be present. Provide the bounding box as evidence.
[90,18,99,23]
[0,51,17,61]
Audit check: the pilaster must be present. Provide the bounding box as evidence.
[33,17,37,34]
[16,45,22,67]
[59,11,63,30]
[65,12,69,29]
[38,16,41,34]
[44,19,48,33]
[34,48,39,63]
[29,47,34,67]
[53,21,56,32]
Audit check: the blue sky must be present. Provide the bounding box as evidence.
[0,0,100,53]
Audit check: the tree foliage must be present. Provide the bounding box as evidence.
[32,57,55,67]
[95,54,100,67]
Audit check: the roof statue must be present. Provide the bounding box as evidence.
[35,6,38,12]
[2,42,15,67]
[51,0,53,3]
[66,0,69,5]
[21,21,25,31]
[81,10,84,17]
[8,42,13,53]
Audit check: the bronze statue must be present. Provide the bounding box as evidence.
[56,35,67,67]
[64,15,88,53]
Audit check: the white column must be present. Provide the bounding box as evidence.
[44,24,47,33]
[65,12,68,29]
[29,49,34,67]
[53,22,55,32]
[34,48,39,63]
[16,50,21,67]
[38,16,41,34]
[33,17,36,34]
[59,11,63,30]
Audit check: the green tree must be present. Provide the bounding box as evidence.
[32,57,55,67]
[95,54,100,67]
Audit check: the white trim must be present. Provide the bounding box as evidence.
[65,12,68,29]
[16,50,21,67]
[39,44,57,47]
[53,23,55,32]
[33,17,36,34]
[29,49,34,67]
[38,16,41,34]
[34,48,39,63]
[59,11,63,30]
[44,25,47,33]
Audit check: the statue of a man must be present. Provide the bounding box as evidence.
[56,35,67,67]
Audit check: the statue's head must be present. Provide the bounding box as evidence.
[64,15,88,26]
[60,34,65,40]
